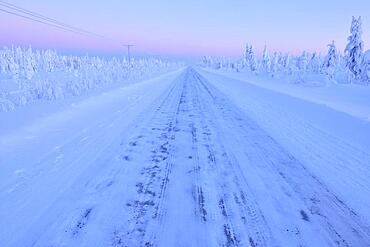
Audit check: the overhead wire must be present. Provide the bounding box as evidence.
[0,0,125,45]
[0,1,101,38]
[0,8,92,37]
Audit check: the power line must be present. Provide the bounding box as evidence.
[0,1,101,38]
[0,8,91,37]
[0,1,135,58]
[0,0,124,45]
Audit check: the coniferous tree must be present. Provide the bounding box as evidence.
[309,52,321,73]
[361,50,370,85]
[322,41,338,80]
[245,45,257,72]
[262,46,271,72]
[345,16,364,82]
[24,47,36,80]
[282,54,291,73]
[244,44,250,69]
[298,51,309,71]
[270,52,279,76]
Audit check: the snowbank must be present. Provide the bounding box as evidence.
[203,68,370,121]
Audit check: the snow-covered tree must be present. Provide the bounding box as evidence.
[244,44,250,67]
[0,46,184,112]
[345,16,364,82]
[262,46,271,72]
[337,54,347,71]
[24,47,36,80]
[8,55,20,80]
[244,45,257,72]
[361,50,370,85]
[309,52,321,73]
[270,52,279,76]
[298,51,309,71]
[276,52,284,71]
[322,41,338,80]
[281,54,291,73]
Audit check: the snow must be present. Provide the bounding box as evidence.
[202,68,370,121]
[364,50,370,61]
[0,65,369,246]
[0,67,186,246]
[198,68,370,222]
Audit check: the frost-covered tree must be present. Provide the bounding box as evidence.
[270,52,279,76]
[277,52,285,71]
[345,16,364,82]
[244,44,250,67]
[337,54,346,71]
[298,51,309,71]
[262,46,271,72]
[322,41,338,80]
[281,54,291,73]
[24,47,36,80]
[244,45,257,72]
[8,55,20,80]
[309,52,321,73]
[361,50,370,85]
[43,49,58,72]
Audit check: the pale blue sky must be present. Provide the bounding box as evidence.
[0,0,369,57]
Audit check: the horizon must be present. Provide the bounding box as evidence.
[1,0,369,58]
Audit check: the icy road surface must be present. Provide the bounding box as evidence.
[1,68,370,246]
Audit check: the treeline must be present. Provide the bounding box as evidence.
[202,16,370,85]
[0,47,183,111]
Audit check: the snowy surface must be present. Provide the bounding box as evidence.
[0,67,370,246]
[203,68,370,121]
[198,68,370,221]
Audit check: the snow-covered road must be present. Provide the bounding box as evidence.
[1,68,370,246]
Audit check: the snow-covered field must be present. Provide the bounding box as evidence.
[1,65,370,246]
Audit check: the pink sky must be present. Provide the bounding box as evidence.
[1,0,369,57]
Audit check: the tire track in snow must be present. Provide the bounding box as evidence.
[195,69,370,246]
[111,73,186,247]
[189,122,208,223]
[23,71,186,247]
[113,68,271,247]
[26,67,370,247]
[178,69,273,246]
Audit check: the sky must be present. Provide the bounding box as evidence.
[0,0,370,58]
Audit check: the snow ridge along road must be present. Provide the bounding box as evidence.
[1,67,370,246]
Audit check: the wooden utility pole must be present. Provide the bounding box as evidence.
[123,44,134,65]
